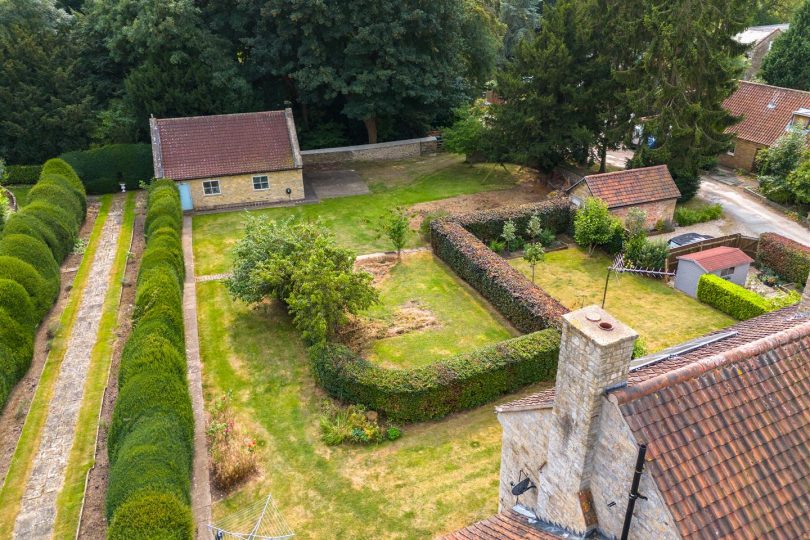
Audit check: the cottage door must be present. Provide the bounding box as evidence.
[178,182,193,211]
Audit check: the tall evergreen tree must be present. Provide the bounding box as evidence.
[626,0,749,200]
[499,0,541,60]
[761,0,810,91]
[0,0,94,163]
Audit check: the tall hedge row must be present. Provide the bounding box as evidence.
[4,165,42,185]
[60,143,153,195]
[696,274,771,320]
[0,159,86,410]
[758,233,810,286]
[311,330,560,422]
[430,197,572,333]
[107,179,193,539]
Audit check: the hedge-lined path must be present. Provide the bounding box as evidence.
[11,196,124,539]
[183,215,213,540]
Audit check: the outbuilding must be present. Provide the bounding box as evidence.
[674,246,754,298]
[149,109,305,211]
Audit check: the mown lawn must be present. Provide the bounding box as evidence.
[197,281,547,540]
[192,155,520,275]
[510,247,736,353]
[361,252,516,369]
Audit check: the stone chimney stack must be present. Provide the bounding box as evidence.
[536,306,637,535]
[800,272,810,313]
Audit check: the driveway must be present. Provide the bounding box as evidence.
[697,178,809,245]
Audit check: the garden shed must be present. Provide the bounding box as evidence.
[675,246,753,298]
[149,109,304,211]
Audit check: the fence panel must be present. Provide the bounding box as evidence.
[665,233,760,274]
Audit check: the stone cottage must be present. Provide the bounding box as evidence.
[149,109,304,211]
[566,166,681,229]
[720,81,810,172]
[674,246,754,298]
[446,274,810,539]
[734,24,788,81]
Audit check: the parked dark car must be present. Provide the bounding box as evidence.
[667,233,714,249]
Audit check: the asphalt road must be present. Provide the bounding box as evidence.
[698,179,809,246]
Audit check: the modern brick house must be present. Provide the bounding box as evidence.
[734,24,788,81]
[566,166,681,229]
[720,81,810,172]
[446,274,810,539]
[674,246,754,298]
[149,109,304,211]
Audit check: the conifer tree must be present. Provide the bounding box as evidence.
[762,0,810,91]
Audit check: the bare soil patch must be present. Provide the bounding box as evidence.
[0,199,101,486]
[336,301,440,354]
[77,193,145,540]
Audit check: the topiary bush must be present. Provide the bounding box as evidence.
[118,334,186,388]
[40,158,86,196]
[21,202,78,261]
[4,165,42,185]
[29,174,87,223]
[0,233,60,283]
[0,279,35,328]
[108,493,193,540]
[2,212,60,257]
[139,245,185,286]
[758,233,810,285]
[60,144,152,195]
[0,255,52,318]
[696,274,771,320]
[0,309,35,407]
[310,330,560,422]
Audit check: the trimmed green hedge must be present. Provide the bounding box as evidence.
[107,180,192,534]
[0,159,86,412]
[758,233,810,285]
[60,144,153,195]
[696,274,771,320]
[4,165,42,185]
[108,492,193,540]
[311,330,560,422]
[452,197,573,243]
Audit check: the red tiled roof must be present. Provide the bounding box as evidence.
[150,110,300,181]
[677,246,754,272]
[578,165,681,208]
[442,511,560,540]
[614,320,810,539]
[497,306,810,413]
[724,81,810,146]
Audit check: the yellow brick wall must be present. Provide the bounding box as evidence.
[718,138,766,172]
[185,169,304,210]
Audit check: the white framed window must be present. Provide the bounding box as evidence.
[203,180,221,196]
[720,267,734,279]
[252,175,270,191]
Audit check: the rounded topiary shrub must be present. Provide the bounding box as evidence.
[139,246,184,286]
[108,372,194,461]
[0,308,34,382]
[145,215,181,238]
[108,492,193,540]
[132,313,185,353]
[119,334,186,388]
[0,256,52,318]
[27,179,85,227]
[40,158,86,196]
[0,279,36,328]
[0,233,60,283]
[2,213,60,260]
[134,268,182,321]
[106,415,192,518]
[22,202,78,261]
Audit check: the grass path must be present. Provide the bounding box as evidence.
[0,196,113,537]
[197,281,548,539]
[52,193,135,538]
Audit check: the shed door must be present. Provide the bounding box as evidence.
[178,182,193,211]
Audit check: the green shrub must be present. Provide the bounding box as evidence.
[109,372,194,461]
[2,213,60,259]
[0,255,52,318]
[21,202,77,261]
[696,274,771,320]
[119,335,186,388]
[0,308,35,409]
[758,233,810,285]
[134,268,183,323]
[4,165,42,185]
[624,236,667,270]
[145,199,182,237]
[40,158,85,195]
[106,415,192,518]
[452,196,573,243]
[60,144,152,195]
[0,279,35,328]
[140,246,184,286]
[310,330,560,422]
[132,311,185,353]
[27,180,84,227]
[674,203,723,226]
[0,234,60,283]
[34,173,87,216]
[108,492,193,540]
[431,220,567,333]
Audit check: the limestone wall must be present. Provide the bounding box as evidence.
[497,409,552,511]
[185,169,305,210]
[301,137,438,166]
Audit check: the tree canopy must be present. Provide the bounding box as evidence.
[761,0,810,91]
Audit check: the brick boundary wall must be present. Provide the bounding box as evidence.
[300,137,438,166]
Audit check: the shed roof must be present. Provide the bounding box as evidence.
[677,246,754,272]
[149,109,302,181]
[572,165,681,208]
[723,81,810,147]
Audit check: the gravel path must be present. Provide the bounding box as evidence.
[182,215,213,540]
[13,198,123,539]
